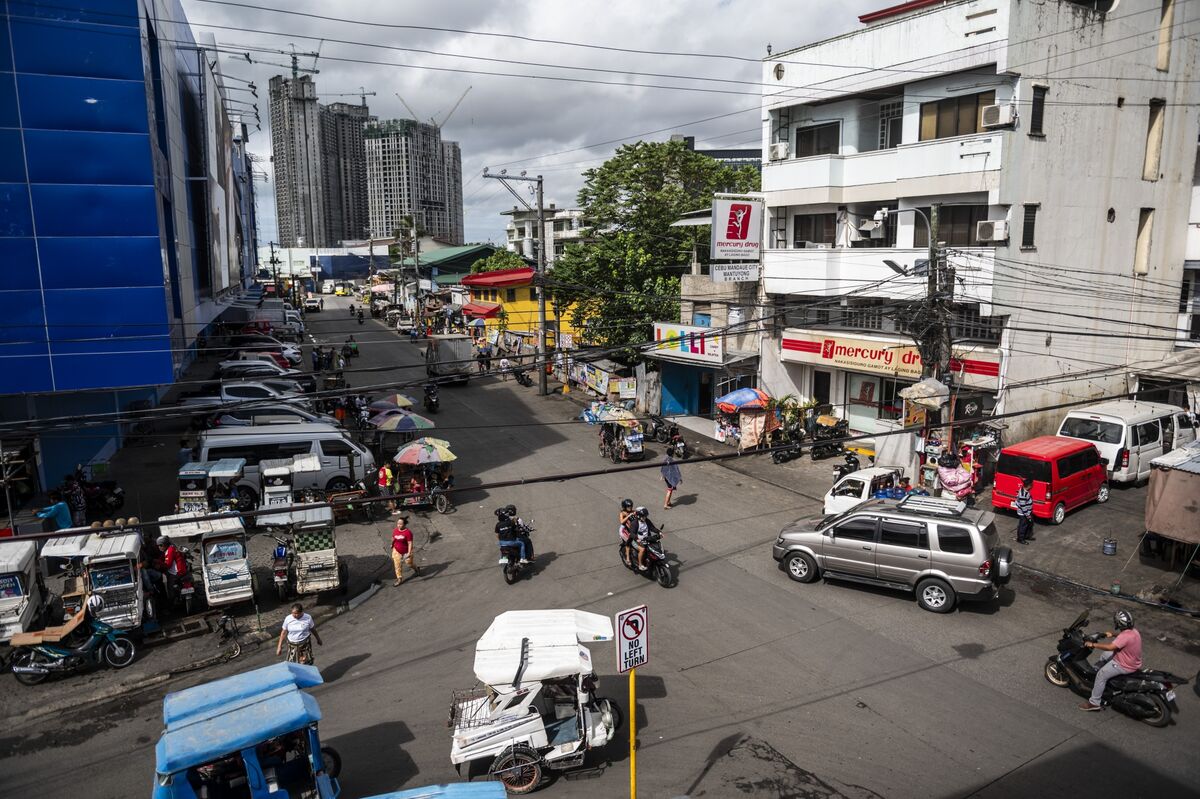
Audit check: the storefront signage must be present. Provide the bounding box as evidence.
[710,197,763,261]
[711,263,759,283]
[617,378,637,399]
[652,322,724,365]
[780,330,1001,389]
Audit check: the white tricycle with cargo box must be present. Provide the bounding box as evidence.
[158,513,257,612]
[39,529,157,634]
[258,454,347,599]
[448,609,621,794]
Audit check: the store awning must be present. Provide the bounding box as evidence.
[645,350,758,369]
[462,301,501,318]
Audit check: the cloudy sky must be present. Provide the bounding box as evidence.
[181,0,881,244]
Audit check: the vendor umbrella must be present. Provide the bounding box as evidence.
[715,387,770,413]
[596,407,640,428]
[370,410,436,431]
[370,394,414,411]
[394,437,457,465]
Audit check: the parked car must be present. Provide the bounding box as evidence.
[205,403,340,429]
[823,466,905,516]
[773,495,1012,613]
[223,334,302,365]
[179,380,310,410]
[993,435,1108,525]
[227,350,290,369]
[1056,400,1195,484]
[303,297,322,312]
[218,362,316,393]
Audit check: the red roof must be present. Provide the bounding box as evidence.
[460,267,535,288]
[1002,435,1095,460]
[859,0,942,24]
[462,301,501,318]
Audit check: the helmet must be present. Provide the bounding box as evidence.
[156,535,170,548]
[504,504,517,517]
[1113,609,1134,630]
[621,499,634,511]
[636,506,648,517]
[86,594,104,612]
[494,508,507,519]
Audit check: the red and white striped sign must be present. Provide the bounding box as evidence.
[780,330,1000,389]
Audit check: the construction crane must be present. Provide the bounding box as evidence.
[394,85,472,129]
[325,87,377,107]
[240,42,321,78]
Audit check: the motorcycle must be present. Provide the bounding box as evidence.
[513,369,533,387]
[770,420,805,464]
[619,527,672,588]
[832,451,861,483]
[808,415,848,460]
[72,465,125,518]
[1043,611,1189,727]
[423,384,440,413]
[10,611,137,685]
[667,429,689,459]
[269,534,294,602]
[647,415,672,443]
[357,311,365,325]
[499,523,535,585]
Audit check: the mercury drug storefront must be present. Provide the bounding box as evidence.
[779,330,1001,434]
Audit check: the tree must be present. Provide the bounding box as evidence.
[470,250,529,274]
[550,140,759,352]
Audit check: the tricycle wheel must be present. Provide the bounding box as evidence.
[10,651,47,686]
[434,493,450,514]
[320,746,342,778]
[490,745,542,794]
[609,447,621,464]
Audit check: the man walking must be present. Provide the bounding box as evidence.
[64,477,88,527]
[35,491,73,531]
[311,347,320,372]
[378,462,396,514]
[276,602,322,665]
[1014,476,1034,544]
[391,515,420,585]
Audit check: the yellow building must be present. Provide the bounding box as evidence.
[461,267,579,347]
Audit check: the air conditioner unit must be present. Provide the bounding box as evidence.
[976,219,1009,243]
[981,104,1016,128]
[768,142,790,161]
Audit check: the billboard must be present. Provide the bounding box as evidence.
[710,197,763,261]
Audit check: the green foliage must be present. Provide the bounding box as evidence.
[550,140,760,352]
[470,250,530,274]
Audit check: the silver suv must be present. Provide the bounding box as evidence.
[772,496,1012,613]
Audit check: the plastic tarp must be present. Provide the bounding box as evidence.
[163,662,323,724]
[715,387,769,413]
[899,377,949,410]
[361,786,506,799]
[473,609,613,687]
[1145,442,1200,544]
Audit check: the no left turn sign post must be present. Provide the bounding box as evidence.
[616,605,648,673]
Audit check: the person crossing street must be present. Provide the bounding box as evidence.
[391,515,420,586]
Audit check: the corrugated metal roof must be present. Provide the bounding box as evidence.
[0,539,36,574]
[1151,440,1200,474]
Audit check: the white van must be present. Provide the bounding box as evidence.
[197,423,376,504]
[1056,400,1195,484]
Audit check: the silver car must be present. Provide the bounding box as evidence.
[772,495,1012,613]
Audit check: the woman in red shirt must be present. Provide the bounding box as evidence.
[391,516,420,586]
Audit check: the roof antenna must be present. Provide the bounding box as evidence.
[766,43,773,56]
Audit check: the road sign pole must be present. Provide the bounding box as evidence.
[629,665,637,799]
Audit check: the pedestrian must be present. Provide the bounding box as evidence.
[276,602,322,665]
[661,454,682,510]
[337,352,346,372]
[499,355,512,379]
[391,515,420,585]
[378,462,396,513]
[476,346,486,374]
[319,297,324,310]
[311,348,320,372]
[35,490,73,531]
[63,477,87,527]
[1014,476,1034,544]
[484,346,493,373]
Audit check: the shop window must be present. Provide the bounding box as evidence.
[847,374,909,422]
[793,213,836,247]
[918,91,995,141]
[794,122,840,158]
[914,205,989,248]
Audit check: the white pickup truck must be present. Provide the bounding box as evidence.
[823,466,906,516]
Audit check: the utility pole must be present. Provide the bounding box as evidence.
[412,217,422,332]
[925,203,940,379]
[481,168,548,395]
[269,241,282,299]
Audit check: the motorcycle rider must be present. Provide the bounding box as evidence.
[634,506,662,572]
[147,535,189,595]
[1080,609,1142,711]
[495,506,529,564]
[618,498,637,567]
[506,504,535,562]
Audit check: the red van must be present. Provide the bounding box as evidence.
[992,436,1109,525]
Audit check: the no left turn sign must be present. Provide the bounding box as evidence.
[616,605,648,673]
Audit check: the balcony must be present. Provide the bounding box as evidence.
[762,132,1004,206]
[763,246,995,307]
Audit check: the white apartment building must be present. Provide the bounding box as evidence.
[365,119,465,245]
[758,0,1200,440]
[502,204,587,264]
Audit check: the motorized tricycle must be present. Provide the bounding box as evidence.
[0,539,55,653]
[159,513,257,612]
[598,421,644,464]
[40,530,154,634]
[396,464,454,515]
[177,458,248,514]
[449,610,621,793]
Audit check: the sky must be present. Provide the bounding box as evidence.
[180,0,882,245]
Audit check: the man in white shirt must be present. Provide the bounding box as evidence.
[499,356,512,380]
[276,602,322,665]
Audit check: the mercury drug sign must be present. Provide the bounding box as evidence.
[710,197,763,261]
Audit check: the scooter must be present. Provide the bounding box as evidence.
[619,527,672,588]
[809,416,848,460]
[770,421,805,464]
[499,524,535,585]
[10,609,137,686]
[357,311,365,325]
[268,534,294,602]
[423,384,440,414]
[647,415,672,443]
[1043,610,1189,727]
[667,430,689,459]
[72,465,125,518]
[513,369,533,387]
[832,451,861,482]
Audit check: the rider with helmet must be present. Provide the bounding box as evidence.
[618,499,636,543]
[495,507,529,564]
[1080,609,1143,711]
[633,506,662,572]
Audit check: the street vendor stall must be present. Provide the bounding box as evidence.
[715,387,773,450]
[393,437,456,514]
[1142,441,1200,576]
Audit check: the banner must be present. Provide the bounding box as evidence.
[711,263,759,283]
[651,322,724,365]
[710,197,763,261]
[780,330,1001,390]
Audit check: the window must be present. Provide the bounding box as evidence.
[227,386,271,399]
[529,288,538,302]
[996,453,1052,483]
[879,100,904,149]
[935,525,975,555]
[1056,454,1082,479]
[832,516,878,542]
[833,479,866,498]
[1135,421,1161,445]
[1021,204,1038,249]
[1143,100,1165,181]
[1134,208,1154,275]
[880,520,928,549]
[1059,417,1123,445]
[793,213,836,246]
[918,91,995,141]
[1028,86,1047,135]
[914,205,989,248]
[506,288,517,303]
[319,439,356,458]
[794,122,840,158]
[1158,0,1175,71]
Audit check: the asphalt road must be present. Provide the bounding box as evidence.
[2,296,1198,799]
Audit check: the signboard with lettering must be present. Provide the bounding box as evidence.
[651,322,724,365]
[780,330,1001,390]
[616,605,648,673]
[710,197,763,261]
[711,262,759,283]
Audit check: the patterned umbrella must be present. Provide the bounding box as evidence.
[370,395,414,411]
[596,407,640,429]
[393,437,457,464]
[371,410,436,431]
[715,387,770,413]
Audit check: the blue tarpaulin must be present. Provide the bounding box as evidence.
[361,785,506,798]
